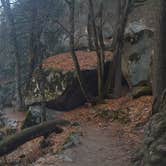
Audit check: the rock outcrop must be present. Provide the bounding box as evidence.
[122,22,154,87]
[133,90,166,166]
[122,0,160,87]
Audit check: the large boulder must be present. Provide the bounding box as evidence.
[122,22,154,87]
[21,106,42,129]
[122,0,159,87]
[25,51,113,111]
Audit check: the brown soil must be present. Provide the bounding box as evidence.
[35,124,136,166]
[33,96,152,166]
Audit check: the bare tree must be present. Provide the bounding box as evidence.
[26,0,48,91]
[97,1,105,62]
[151,0,166,114]
[26,0,39,90]
[87,12,94,51]
[1,0,23,110]
[88,0,105,101]
[105,0,130,98]
[65,0,89,101]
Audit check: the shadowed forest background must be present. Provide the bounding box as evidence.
[0,0,166,166]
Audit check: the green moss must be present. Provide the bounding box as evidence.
[25,68,74,105]
[132,86,152,99]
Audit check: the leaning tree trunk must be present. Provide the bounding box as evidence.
[0,120,64,157]
[65,0,89,101]
[1,0,23,110]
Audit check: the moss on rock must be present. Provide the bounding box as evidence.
[21,108,41,129]
[132,86,152,99]
[25,68,73,105]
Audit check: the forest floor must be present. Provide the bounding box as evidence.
[1,95,152,166]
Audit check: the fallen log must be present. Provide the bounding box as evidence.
[0,120,64,157]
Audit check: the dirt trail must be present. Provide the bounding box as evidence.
[34,123,136,166]
[2,96,151,166]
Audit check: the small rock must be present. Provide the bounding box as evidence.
[63,132,81,150]
[57,154,73,162]
[6,119,18,129]
[71,122,81,127]
[21,106,42,129]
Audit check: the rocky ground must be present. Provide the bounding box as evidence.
[0,95,152,166]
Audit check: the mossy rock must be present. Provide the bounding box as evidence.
[133,91,166,166]
[132,86,152,99]
[63,132,81,150]
[25,61,111,111]
[21,108,41,129]
[25,69,73,106]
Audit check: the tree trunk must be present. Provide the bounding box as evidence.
[105,0,130,98]
[26,0,38,90]
[152,0,166,100]
[67,0,89,101]
[1,0,23,110]
[26,0,45,91]
[0,120,63,157]
[38,64,47,122]
[98,1,105,83]
[87,12,94,51]
[114,0,130,97]
[88,0,104,101]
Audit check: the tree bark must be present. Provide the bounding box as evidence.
[66,0,89,101]
[26,0,38,90]
[87,12,94,51]
[26,0,46,91]
[88,0,104,101]
[152,0,166,100]
[105,0,130,98]
[0,120,63,157]
[1,0,23,110]
[98,1,105,82]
